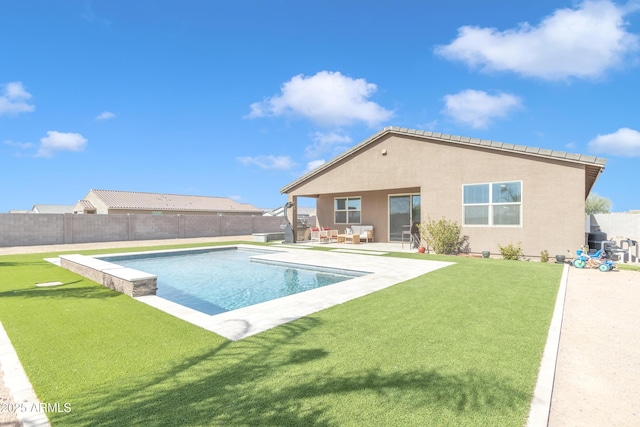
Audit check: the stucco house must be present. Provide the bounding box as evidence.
[281,127,607,257]
[73,189,263,216]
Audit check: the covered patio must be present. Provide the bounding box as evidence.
[274,239,422,254]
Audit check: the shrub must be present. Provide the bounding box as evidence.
[540,250,549,263]
[419,217,464,255]
[498,242,523,260]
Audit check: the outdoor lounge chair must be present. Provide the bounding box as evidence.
[350,225,374,243]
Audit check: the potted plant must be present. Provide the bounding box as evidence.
[482,251,490,258]
[555,254,566,263]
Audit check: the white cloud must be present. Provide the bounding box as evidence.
[0,82,35,115]
[247,71,393,127]
[304,131,352,158]
[3,139,34,149]
[304,160,326,173]
[96,111,116,120]
[442,89,522,128]
[237,155,297,170]
[36,131,88,157]
[435,0,640,80]
[588,127,640,157]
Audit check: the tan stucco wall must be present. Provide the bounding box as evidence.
[287,134,588,256]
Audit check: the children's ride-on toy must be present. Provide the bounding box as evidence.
[573,247,616,271]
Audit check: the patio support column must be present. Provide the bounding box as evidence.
[287,195,298,243]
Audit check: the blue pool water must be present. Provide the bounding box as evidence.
[101,248,362,315]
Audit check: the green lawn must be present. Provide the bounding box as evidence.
[0,242,562,426]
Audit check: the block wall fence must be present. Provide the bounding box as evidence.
[0,213,287,247]
[592,213,640,243]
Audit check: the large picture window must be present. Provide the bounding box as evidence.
[463,181,522,226]
[334,197,361,224]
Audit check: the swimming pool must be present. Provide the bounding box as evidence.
[101,248,364,315]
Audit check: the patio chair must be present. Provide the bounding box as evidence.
[310,227,330,243]
[327,228,339,243]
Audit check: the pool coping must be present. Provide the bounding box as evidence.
[73,244,455,340]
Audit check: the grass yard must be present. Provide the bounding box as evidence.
[0,242,563,426]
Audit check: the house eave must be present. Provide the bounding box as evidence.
[280,126,607,197]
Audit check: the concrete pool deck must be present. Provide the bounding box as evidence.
[1,237,639,426]
[132,245,454,340]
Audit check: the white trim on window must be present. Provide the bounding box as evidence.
[334,196,361,224]
[462,181,522,227]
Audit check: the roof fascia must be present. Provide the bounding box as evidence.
[280,127,607,194]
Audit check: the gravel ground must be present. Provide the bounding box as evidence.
[548,266,640,426]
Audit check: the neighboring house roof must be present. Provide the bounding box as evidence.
[263,206,316,216]
[73,200,96,213]
[85,189,263,213]
[31,204,75,214]
[75,200,96,209]
[281,126,607,197]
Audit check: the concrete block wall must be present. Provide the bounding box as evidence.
[0,213,64,246]
[0,213,287,247]
[130,214,180,240]
[71,214,129,243]
[250,216,287,234]
[223,215,253,236]
[592,213,640,243]
[183,215,223,238]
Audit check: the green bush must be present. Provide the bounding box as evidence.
[419,217,463,255]
[498,242,523,260]
[540,250,549,263]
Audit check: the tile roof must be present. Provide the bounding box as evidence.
[32,204,75,214]
[75,200,96,209]
[88,190,263,213]
[281,126,607,196]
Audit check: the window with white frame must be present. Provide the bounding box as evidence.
[463,181,522,226]
[334,197,361,224]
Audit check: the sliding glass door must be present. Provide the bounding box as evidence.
[389,194,421,241]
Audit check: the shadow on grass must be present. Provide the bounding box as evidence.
[0,280,120,300]
[56,316,529,427]
[0,260,49,267]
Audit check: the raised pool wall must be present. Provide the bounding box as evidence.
[59,254,157,297]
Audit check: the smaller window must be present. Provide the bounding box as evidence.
[464,205,489,225]
[464,184,489,204]
[334,197,361,224]
[492,182,521,203]
[463,184,490,225]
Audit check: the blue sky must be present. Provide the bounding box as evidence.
[1,0,639,212]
